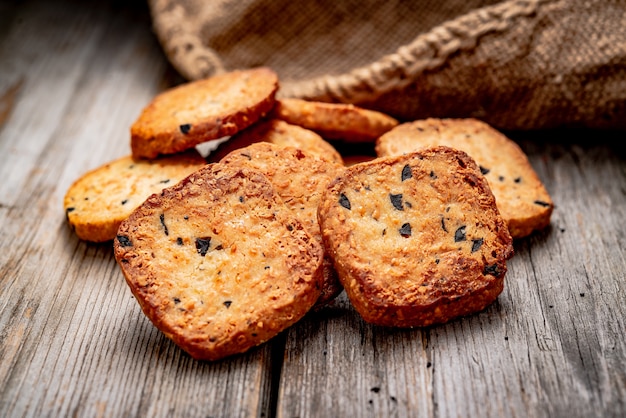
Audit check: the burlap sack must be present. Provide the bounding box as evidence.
[148,0,626,130]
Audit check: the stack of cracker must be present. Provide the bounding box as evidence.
[63,67,552,360]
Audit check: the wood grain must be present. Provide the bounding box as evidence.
[1,1,625,417]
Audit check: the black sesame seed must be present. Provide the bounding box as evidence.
[479,166,490,175]
[430,170,437,179]
[454,226,466,242]
[121,199,128,205]
[514,177,522,183]
[173,297,181,304]
[390,193,404,210]
[471,238,484,252]
[534,200,551,207]
[214,244,224,250]
[176,237,183,245]
[339,193,351,210]
[498,175,505,182]
[159,179,170,184]
[441,216,448,232]
[179,123,192,134]
[399,223,412,237]
[66,207,75,213]
[195,237,211,256]
[401,164,412,181]
[160,213,169,236]
[223,300,232,308]
[483,264,500,276]
[116,235,132,247]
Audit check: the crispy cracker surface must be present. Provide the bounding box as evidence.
[114,163,323,360]
[273,98,398,142]
[318,146,514,327]
[64,151,206,242]
[131,67,279,159]
[220,142,344,307]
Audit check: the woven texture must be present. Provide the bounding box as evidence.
[148,0,626,130]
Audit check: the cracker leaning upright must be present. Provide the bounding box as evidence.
[318,146,514,327]
[114,163,323,361]
[219,142,345,308]
[131,67,279,159]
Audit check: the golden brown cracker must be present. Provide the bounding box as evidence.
[114,163,323,361]
[220,142,344,307]
[64,151,206,242]
[131,67,279,159]
[318,146,514,327]
[272,98,398,142]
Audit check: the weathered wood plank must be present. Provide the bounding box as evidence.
[277,135,626,418]
[0,1,274,417]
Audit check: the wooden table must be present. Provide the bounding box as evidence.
[1,1,625,417]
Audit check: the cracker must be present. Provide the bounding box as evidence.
[318,146,514,327]
[272,98,399,142]
[220,142,344,308]
[114,163,323,361]
[63,151,206,242]
[375,118,554,238]
[209,118,343,164]
[131,67,279,159]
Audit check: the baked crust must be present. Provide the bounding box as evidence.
[220,142,344,308]
[272,98,398,142]
[376,118,554,238]
[63,150,206,242]
[114,163,323,360]
[318,146,514,327]
[209,118,343,164]
[131,67,279,159]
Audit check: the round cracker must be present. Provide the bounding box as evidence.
[64,151,206,242]
[131,67,279,159]
[272,98,398,142]
[114,163,323,361]
[318,146,514,327]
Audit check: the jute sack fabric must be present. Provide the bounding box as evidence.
[148,0,626,130]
